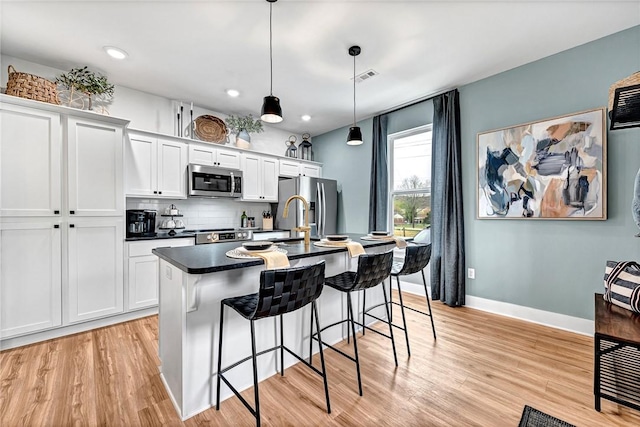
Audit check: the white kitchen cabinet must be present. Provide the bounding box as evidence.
[67,117,124,216]
[242,153,278,202]
[278,159,322,178]
[126,238,193,311]
[67,218,124,323]
[0,104,62,217]
[300,163,322,178]
[125,132,188,198]
[0,221,62,338]
[188,143,241,170]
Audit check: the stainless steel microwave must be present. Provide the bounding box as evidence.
[188,164,242,198]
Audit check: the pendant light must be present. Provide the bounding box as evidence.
[347,46,363,145]
[261,0,283,123]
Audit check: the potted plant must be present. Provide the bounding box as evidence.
[56,66,115,111]
[225,114,263,149]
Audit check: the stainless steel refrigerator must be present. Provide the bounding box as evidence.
[275,176,338,238]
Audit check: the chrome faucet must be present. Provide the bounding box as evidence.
[282,195,311,246]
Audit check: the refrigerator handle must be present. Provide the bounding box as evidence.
[321,183,327,236]
[317,181,322,237]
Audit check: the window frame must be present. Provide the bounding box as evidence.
[387,124,433,234]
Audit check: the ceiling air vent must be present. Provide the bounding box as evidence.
[355,69,378,83]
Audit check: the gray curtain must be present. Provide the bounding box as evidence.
[369,114,388,232]
[430,89,465,306]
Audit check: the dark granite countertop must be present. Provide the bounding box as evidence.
[152,233,396,274]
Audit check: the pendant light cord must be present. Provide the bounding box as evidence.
[269,2,273,96]
[353,53,356,126]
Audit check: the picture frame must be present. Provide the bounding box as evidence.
[477,108,607,220]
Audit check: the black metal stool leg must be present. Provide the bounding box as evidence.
[347,292,363,396]
[280,314,285,376]
[396,276,411,356]
[362,289,366,336]
[389,277,393,322]
[250,320,261,427]
[309,304,315,366]
[422,270,436,340]
[216,304,225,410]
[313,301,332,414]
[381,282,398,367]
[346,297,351,344]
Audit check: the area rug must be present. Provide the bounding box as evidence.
[518,405,576,427]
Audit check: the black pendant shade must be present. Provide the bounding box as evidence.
[347,126,363,145]
[261,95,283,123]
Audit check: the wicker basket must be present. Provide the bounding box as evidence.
[5,65,59,105]
[609,71,640,111]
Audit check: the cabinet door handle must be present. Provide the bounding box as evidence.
[54,210,60,215]
[69,224,75,228]
[158,191,163,194]
[153,191,158,194]
[70,211,75,215]
[54,224,59,229]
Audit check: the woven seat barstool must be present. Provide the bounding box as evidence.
[216,261,330,427]
[364,244,435,356]
[311,250,396,396]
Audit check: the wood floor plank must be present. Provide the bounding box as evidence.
[2,292,640,426]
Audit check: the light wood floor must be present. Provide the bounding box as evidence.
[2,291,640,426]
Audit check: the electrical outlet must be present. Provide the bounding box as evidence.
[467,268,475,279]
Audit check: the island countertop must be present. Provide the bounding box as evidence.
[152,233,396,274]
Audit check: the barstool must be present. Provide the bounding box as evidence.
[312,250,396,396]
[216,261,330,427]
[376,243,436,356]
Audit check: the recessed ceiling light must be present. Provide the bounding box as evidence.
[103,46,128,60]
[226,89,240,97]
[301,115,311,121]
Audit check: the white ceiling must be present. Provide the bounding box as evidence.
[1,1,639,135]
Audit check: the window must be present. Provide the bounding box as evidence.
[388,125,432,237]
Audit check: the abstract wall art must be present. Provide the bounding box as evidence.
[477,108,606,220]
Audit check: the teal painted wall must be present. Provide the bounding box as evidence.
[461,25,640,320]
[315,26,640,320]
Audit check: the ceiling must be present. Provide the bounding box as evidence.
[1,1,639,135]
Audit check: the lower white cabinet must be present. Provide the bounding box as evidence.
[67,218,124,323]
[0,221,62,338]
[126,238,193,310]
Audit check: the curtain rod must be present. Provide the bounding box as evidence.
[377,87,456,117]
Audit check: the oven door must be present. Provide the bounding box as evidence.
[188,164,242,198]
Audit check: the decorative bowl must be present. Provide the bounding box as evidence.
[326,235,349,242]
[242,241,273,251]
[370,231,390,236]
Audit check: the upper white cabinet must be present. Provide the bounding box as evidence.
[0,221,62,338]
[66,117,124,216]
[188,143,241,170]
[125,132,188,198]
[0,104,62,217]
[278,159,322,178]
[242,153,278,202]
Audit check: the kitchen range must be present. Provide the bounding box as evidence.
[192,228,253,244]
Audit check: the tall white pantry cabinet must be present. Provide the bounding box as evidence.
[0,96,128,339]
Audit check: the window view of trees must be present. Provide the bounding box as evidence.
[389,128,432,237]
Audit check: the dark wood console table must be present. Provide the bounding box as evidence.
[594,293,640,412]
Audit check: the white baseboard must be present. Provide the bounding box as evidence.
[463,295,593,336]
[394,280,593,336]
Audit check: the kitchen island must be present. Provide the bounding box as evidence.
[152,234,396,420]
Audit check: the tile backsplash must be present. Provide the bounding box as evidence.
[126,198,272,231]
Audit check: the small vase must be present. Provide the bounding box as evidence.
[236,129,251,149]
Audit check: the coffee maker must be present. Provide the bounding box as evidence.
[126,210,157,237]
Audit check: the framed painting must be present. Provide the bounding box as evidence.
[477,108,606,220]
